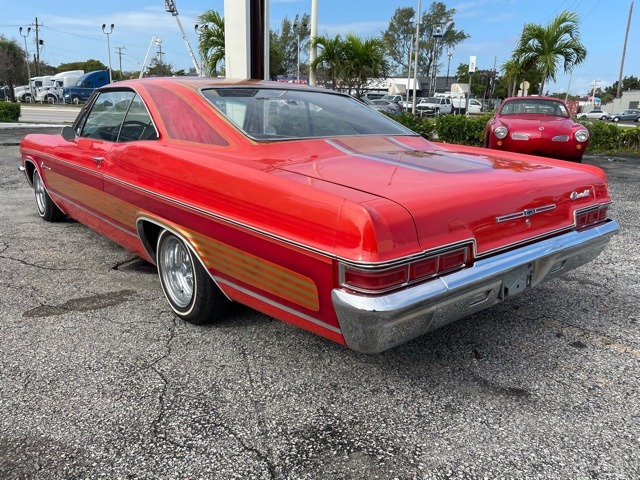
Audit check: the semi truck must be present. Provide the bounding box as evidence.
[62,70,110,104]
[14,75,55,102]
[35,70,84,103]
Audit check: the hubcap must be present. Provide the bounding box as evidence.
[33,172,46,215]
[160,236,194,309]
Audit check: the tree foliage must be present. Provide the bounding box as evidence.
[514,10,587,94]
[196,9,225,76]
[0,36,26,99]
[382,3,468,77]
[146,57,173,77]
[57,59,108,74]
[312,34,389,96]
[270,14,310,77]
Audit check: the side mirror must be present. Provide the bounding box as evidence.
[61,126,76,142]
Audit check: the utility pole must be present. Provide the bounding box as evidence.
[114,46,126,80]
[617,1,633,98]
[157,40,164,64]
[34,17,41,76]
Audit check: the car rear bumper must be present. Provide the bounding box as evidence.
[332,220,619,353]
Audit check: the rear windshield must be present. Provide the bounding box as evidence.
[200,87,414,140]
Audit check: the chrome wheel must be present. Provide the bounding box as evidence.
[156,229,230,324]
[159,234,194,309]
[33,171,46,216]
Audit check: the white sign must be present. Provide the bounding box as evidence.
[469,56,477,73]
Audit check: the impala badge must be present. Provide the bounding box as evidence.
[570,189,591,200]
[496,204,557,223]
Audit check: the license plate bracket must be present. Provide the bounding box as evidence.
[501,264,532,300]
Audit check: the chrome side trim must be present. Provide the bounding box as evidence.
[215,278,341,335]
[332,220,619,353]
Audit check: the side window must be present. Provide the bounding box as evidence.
[80,91,135,141]
[119,94,158,142]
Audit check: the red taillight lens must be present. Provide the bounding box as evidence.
[439,249,467,273]
[575,205,608,229]
[409,257,438,280]
[342,265,408,292]
[341,245,471,294]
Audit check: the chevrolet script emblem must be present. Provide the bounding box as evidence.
[496,204,557,223]
[570,189,591,200]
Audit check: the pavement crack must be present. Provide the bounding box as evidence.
[0,253,85,271]
[150,317,187,448]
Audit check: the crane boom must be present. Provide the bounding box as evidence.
[165,0,203,76]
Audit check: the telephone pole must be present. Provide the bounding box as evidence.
[617,1,633,98]
[34,17,41,76]
[114,46,126,80]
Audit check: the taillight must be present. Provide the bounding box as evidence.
[342,265,408,292]
[340,244,471,294]
[575,205,609,229]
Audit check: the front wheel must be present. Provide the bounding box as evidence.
[612,117,620,122]
[156,230,230,325]
[33,170,65,222]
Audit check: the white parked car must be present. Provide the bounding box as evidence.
[580,109,611,120]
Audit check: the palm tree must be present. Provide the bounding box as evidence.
[311,34,346,90]
[196,9,225,76]
[515,10,587,95]
[342,34,389,98]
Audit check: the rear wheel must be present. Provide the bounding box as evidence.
[156,230,230,325]
[33,170,65,222]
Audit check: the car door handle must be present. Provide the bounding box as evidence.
[93,156,105,164]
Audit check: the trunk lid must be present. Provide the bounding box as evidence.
[275,136,609,257]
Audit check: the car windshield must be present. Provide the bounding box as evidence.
[501,99,569,117]
[201,88,414,140]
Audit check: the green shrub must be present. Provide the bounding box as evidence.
[0,102,20,122]
[434,114,492,146]
[579,120,640,154]
[393,112,436,140]
[393,112,491,146]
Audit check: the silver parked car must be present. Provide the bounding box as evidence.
[580,109,611,120]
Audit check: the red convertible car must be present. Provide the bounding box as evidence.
[484,96,590,162]
[20,78,618,353]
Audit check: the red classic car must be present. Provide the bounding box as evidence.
[19,78,618,353]
[484,96,590,162]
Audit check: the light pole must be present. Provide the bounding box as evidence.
[411,0,421,114]
[102,23,115,83]
[19,26,32,102]
[293,21,307,83]
[445,50,453,90]
[430,23,444,96]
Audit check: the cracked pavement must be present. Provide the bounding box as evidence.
[1,129,639,479]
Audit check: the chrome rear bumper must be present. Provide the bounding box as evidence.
[332,220,619,353]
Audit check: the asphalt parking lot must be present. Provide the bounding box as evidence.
[1,127,639,479]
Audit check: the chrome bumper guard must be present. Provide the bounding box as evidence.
[332,220,619,353]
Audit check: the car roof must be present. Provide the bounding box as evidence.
[99,76,347,100]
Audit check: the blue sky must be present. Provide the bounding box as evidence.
[2,0,635,96]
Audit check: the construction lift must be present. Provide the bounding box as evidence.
[165,0,203,76]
